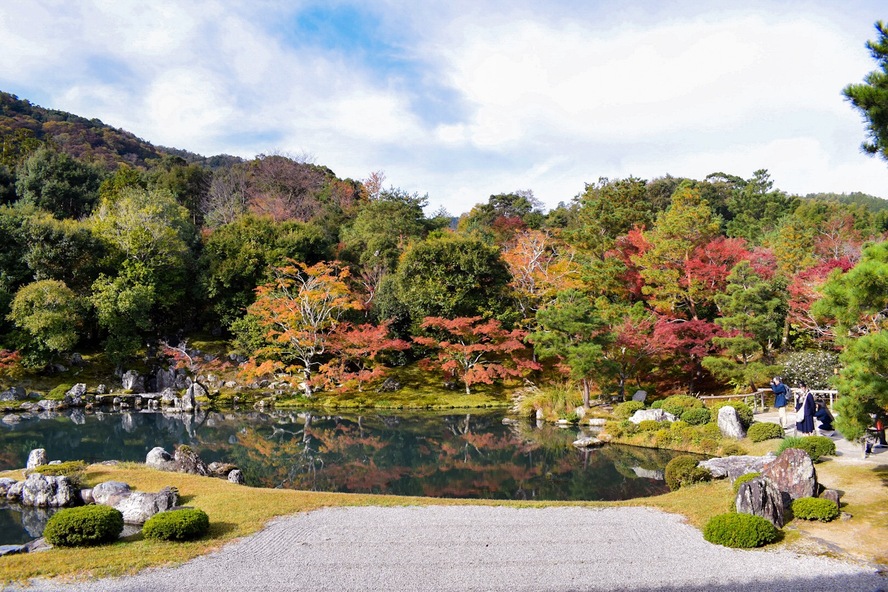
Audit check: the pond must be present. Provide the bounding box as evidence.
[0,408,692,545]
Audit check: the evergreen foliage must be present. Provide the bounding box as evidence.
[702,513,778,548]
[43,505,124,547]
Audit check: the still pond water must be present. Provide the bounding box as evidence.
[0,408,691,545]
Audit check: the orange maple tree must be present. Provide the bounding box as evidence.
[242,260,360,395]
[414,316,539,394]
[318,321,410,391]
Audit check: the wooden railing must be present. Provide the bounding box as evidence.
[699,389,839,413]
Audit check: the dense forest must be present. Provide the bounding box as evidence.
[2,19,888,446]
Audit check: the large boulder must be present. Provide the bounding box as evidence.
[173,446,209,476]
[761,448,817,503]
[92,481,132,506]
[0,477,18,496]
[227,469,245,485]
[207,462,239,479]
[20,473,76,507]
[631,390,647,403]
[717,405,746,439]
[146,447,176,471]
[121,370,145,393]
[628,409,677,424]
[66,383,87,398]
[113,487,178,524]
[736,477,785,527]
[160,388,178,408]
[156,367,178,392]
[698,453,777,481]
[6,480,24,500]
[26,448,47,470]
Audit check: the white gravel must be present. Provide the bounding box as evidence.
[6,505,886,592]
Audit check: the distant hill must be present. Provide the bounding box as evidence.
[0,91,240,170]
[805,191,888,213]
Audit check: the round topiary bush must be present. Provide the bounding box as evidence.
[703,513,779,548]
[777,435,836,462]
[732,471,761,494]
[664,455,711,491]
[43,505,124,547]
[748,422,785,443]
[660,394,704,418]
[637,419,662,432]
[680,407,711,426]
[142,508,210,542]
[791,497,839,522]
[613,401,645,420]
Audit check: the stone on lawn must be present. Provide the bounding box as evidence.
[717,406,746,439]
[736,477,785,527]
[20,473,76,507]
[26,448,47,469]
[761,448,817,503]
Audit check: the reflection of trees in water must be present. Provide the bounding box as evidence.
[0,409,688,501]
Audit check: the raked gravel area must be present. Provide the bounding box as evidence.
[6,505,886,592]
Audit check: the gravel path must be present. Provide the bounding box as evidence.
[7,506,885,592]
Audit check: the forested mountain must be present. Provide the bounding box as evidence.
[0,88,887,430]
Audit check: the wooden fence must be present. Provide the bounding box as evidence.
[699,389,839,413]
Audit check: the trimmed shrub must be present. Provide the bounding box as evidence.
[613,401,645,419]
[748,422,785,443]
[709,401,753,429]
[719,442,748,457]
[791,497,839,522]
[701,422,722,439]
[660,394,704,418]
[732,472,761,494]
[681,407,711,426]
[43,505,124,547]
[664,455,711,491]
[25,460,88,487]
[777,436,836,462]
[637,419,661,432]
[142,508,210,542]
[703,513,778,548]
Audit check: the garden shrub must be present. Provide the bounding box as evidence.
[142,508,210,541]
[681,407,711,426]
[777,436,836,462]
[747,422,785,443]
[732,472,761,494]
[719,442,748,457]
[604,420,638,438]
[650,400,663,409]
[43,505,124,547]
[637,419,661,432]
[25,460,87,488]
[709,401,753,429]
[664,455,711,491]
[791,497,839,522]
[701,422,722,438]
[703,513,778,548]
[660,394,704,418]
[613,401,645,420]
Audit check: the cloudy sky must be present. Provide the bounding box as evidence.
[1,1,887,214]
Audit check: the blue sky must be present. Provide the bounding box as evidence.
[1,1,887,214]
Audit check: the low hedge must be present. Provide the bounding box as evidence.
[777,435,836,462]
[791,497,839,522]
[43,505,124,547]
[658,395,704,418]
[703,513,778,548]
[680,407,711,426]
[613,401,645,420]
[664,455,711,491]
[747,422,785,443]
[142,508,210,541]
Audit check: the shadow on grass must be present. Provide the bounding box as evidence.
[207,521,237,537]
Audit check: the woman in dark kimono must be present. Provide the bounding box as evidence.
[795,382,816,435]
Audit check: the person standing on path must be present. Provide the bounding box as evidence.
[770,376,789,428]
[795,381,816,435]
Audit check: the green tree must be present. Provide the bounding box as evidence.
[15,148,103,219]
[569,176,653,257]
[22,214,106,293]
[843,21,888,161]
[8,279,82,367]
[395,235,513,325]
[702,261,784,391]
[90,265,155,366]
[725,170,797,244]
[530,289,610,407]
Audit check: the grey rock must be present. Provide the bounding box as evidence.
[6,480,24,500]
[173,446,209,476]
[66,383,87,398]
[736,477,785,527]
[113,487,178,524]
[572,436,604,448]
[80,488,94,504]
[717,406,746,439]
[95,384,107,395]
[156,367,178,392]
[146,447,176,471]
[122,370,145,393]
[698,453,777,481]
[20,473,76,507]
[628,409,677,424]
[0,545,27,557]
[761,448,817,502]
[26,448,47,469]
[91,481,132,506]
[587,418,607,427]
[631,390,648,403]
[2,414,21,425]
[207,462,239,478]
[160,387,178,407]
[0,386,26,402]
[227,469,245,484]
[821,488,841,506]
[0,477,18,496]
[36,399,64,411]
[69,352,84,366]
